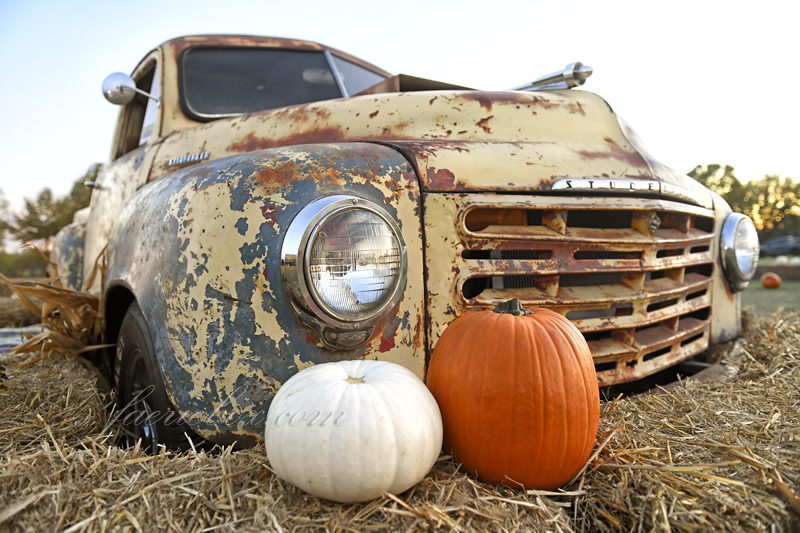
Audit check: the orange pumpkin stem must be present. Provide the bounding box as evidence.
[491,298,532,316]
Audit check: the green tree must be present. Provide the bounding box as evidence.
[8,163,100,247]
[689,164,799,237]
[688,164,747,214]
[742,174,800,236]
[0,249,48,277]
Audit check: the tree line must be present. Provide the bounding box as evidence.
[0,164,100,277]
[688,164,800,240]
[0,163,796,278]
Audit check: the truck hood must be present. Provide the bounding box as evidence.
[153,89,712,209]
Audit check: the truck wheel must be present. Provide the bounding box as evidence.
[115,302,199,452]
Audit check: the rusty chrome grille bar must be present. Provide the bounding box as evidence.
[455,199,716,386]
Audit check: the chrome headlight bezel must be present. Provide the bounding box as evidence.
[281,195,408,330]
[720,213,759,292]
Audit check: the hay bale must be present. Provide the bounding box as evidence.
[0,297,40,329]
[1,312,799,532]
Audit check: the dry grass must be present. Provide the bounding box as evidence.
[0,247,110,369]
[0,310,798,532]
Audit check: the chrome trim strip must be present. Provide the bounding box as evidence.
[168,152,209,167]
[552,178,700,205]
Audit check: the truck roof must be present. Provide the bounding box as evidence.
[158,34,392,78]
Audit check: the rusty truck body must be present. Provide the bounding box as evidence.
[52,34,760,449]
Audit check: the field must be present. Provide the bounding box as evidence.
[742,281,800,316]
[0,303,799,531]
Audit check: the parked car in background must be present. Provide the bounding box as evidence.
[759,236,800,257]
[51,34,760,450]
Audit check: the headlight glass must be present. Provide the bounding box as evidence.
[307,208,403,321]
[734,217,759,278]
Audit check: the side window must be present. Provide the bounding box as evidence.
[115,63,158,158]
[330,56,386,95]
[139,66,159,146]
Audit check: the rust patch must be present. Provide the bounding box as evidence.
[378,322,399,353]
[471,95,493,112]
[578,136,649,169]
[251,161,303,190]
[530,95,560,110]
[261,204,282,228]
[227,127,347,153]
[457,91,536,108]
[567,102,586,116]
[427,167,458,189]
[235,105,325,126]
[224,295,252,305]
[412,315,423,351]
[476,116,494,134]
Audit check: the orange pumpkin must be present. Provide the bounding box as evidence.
[426,299,599,490]
[761,272,782,289]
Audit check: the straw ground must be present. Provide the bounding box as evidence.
[1,308,798,532]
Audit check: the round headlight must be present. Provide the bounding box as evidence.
[281,195,407,329]
[720,213,759,291]
[307,208,403,321]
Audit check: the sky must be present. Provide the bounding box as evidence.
[0,0,798,213]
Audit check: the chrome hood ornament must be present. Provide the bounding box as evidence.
[511,62,593,91]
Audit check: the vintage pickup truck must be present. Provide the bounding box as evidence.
[52,34,759,450]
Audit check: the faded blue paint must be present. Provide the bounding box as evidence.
[235,218,248,235]
[103,143,424,443]
[52,221,86,291]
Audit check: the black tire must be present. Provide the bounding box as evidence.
[115,302,199,452]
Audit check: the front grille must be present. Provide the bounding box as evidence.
[429,195,716,386]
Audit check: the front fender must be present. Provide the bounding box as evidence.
[105,143,425,445]
[708,190,740,345]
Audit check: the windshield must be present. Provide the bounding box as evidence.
[181,47,386,120]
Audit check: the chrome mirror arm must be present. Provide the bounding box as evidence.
[510,62,593,92]
[128,85,159,102]
[102,72,159,105]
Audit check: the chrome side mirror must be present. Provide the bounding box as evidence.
[510,62,593,92]
[102,72,159,105]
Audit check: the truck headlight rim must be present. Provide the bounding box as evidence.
[281,195,408,329]
[720,213,759,292]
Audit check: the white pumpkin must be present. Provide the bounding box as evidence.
[265,360,443,503]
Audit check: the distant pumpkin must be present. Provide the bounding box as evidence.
[761,272,782,289]
[426,299,600,490]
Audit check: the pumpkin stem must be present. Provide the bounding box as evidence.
[345,376,366,384]
[491,298,532,316]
